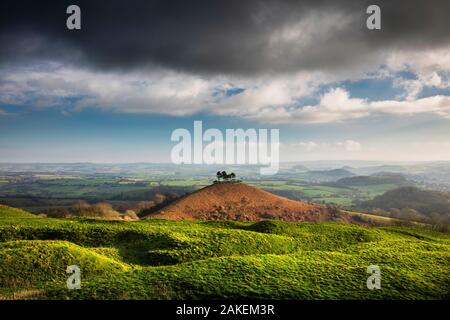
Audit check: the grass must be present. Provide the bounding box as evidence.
[313,197,354,206]
[343,210,398,223]
[0,204,449,300]
[353,184,400,197]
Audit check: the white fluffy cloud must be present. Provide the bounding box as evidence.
[0,66,213,115]
[249,87,450,124]
[2,46,450,124]
[0,64,323,117]
[387,46,450,100]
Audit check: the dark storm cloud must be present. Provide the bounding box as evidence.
[0,0,450,75]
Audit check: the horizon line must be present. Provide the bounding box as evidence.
[1,160,450,165]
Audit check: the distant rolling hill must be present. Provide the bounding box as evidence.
[335,173,410,186]
[145,182,347,222]
[291,164,309,172]
[299,168,355,182]
[361,186,450,216]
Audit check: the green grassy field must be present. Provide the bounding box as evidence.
[248,181,399,206]
[0,205,449,300]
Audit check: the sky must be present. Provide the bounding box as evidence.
[1,0,450,163]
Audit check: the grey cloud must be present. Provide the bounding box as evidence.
[1,0,450,76]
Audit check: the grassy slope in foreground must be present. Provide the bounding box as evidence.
[0,204,449,300]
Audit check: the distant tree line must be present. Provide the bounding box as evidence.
[360,186,450,226]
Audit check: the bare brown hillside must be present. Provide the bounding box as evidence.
[144,182,345,222]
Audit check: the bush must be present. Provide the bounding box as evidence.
[124,210,139,220]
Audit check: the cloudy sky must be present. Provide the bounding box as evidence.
[1,0,450,162]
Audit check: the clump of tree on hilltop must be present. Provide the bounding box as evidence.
[215,171,239,182]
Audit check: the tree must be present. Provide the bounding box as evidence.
[221,171,228,181]
[216,171,222,181]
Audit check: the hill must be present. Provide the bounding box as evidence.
[0,204,36,219]
[291,164,309,172]
[299,168,355,182]
[145,182,329,221]
[0,206,449,300]
[362,186,450,216]
[335,173,409,186]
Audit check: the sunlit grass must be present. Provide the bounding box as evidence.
[0,205,449,300]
